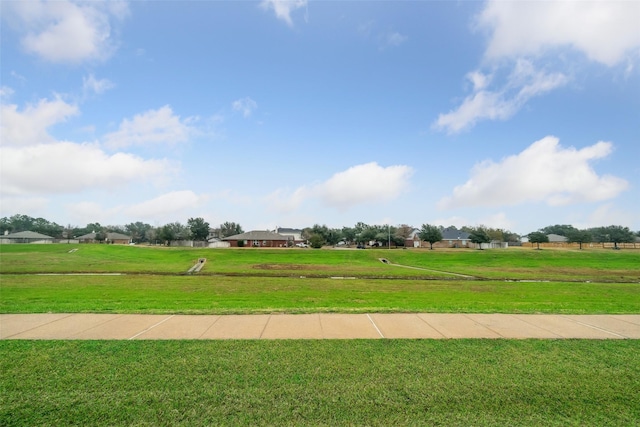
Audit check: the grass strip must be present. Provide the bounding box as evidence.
[2,274,639,314]
[2,245,639,281]
[2,340,639,426]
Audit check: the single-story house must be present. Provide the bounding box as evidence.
[223,230,289,248]
[407,227,472,248]
[438,228,471,248]
[77,232,132,244]
[0,230,54,244]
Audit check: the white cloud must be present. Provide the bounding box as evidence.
[1,97,79,146]
[103,105,195,149]
[435,1,640,133]
[267,162,414,213]
[477,0,640,66]
[574,203,639,230]
[0,141,173,196]
[5,0,129,64]
[125,191,209,220]
[260,0,307,26]
[438,136,629,210]
[434,60,568,133]
[0,196,49,218]
[82,74,115,96]
[66,201,123,226]
[232,97,258,118]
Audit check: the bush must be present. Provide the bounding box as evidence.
[308,234,324,249]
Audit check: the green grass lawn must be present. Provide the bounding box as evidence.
[1,244,639,281]
[2,340,639,426]
[2,244,639,426]
[2,274,638,314]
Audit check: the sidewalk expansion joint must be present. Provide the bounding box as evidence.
[366,314,384,338]
[128,315,175,340]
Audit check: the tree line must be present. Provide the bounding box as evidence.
[0,214,243,246]
[1,214,638,248]
[527,224,637,250]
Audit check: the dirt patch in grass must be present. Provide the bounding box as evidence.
[253,264,329,271]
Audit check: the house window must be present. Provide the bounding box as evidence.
[462,240,467,246]
[253,240,260,246]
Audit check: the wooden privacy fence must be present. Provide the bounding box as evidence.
[522,242,640,249]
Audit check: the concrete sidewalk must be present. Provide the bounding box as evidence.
[2,313,639,340]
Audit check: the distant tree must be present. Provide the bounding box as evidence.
[158,222,188,246]
[220,222,243,238]
[418,224,442,250]
[603,225,635,249]
[125,222,153,243]
[528,231,549,250]
[308,234,325,249]
[394,224,414,247]
[95,230,107,243]
[566,229,592,250]
[341,227,356,245]
[540,224,578,237]
[469,227,492,249]
[360,227,378,245]
[188,217,210,241]
[502,230,521,243]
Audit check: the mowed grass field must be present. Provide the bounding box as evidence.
[2,244,639,425]
[1,244,639,314]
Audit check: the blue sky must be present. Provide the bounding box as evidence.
[1,0,639,234]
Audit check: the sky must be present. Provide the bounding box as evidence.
[1,0,639,235]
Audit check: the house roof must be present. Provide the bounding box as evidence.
[441,228,470,240]
[4,230,54,239]
[223,230,288,241]
[107,232,131,240]
[547,233,568,242]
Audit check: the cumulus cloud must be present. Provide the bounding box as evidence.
[103,105,196,149]
[260,0,307,26]
[125,191,209,219]
[5,0,129,64]
[434,60,568,133]
[1,97,79,146]
[1,95,177,198]
[232,97,258,118]
[438,136,629,210]
[477,0,640,66]
[434,0,640,133]
[267,162,413,213]
[0,142,172,196]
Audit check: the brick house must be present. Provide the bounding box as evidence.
[223,230,289,248]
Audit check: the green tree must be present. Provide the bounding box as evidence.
[469,227,492,249]
[188,217,210,241]
[418,224,442,250]
[219,222,243,238]
[125,222,153,243]
[308,234,325,249]
[566,229,592,250]
[158,222,188,246]
[394,224,414,247]
[341,227,356,245]
[590,225,635,249]
[540,224,578,237]
[528,231,549,250]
